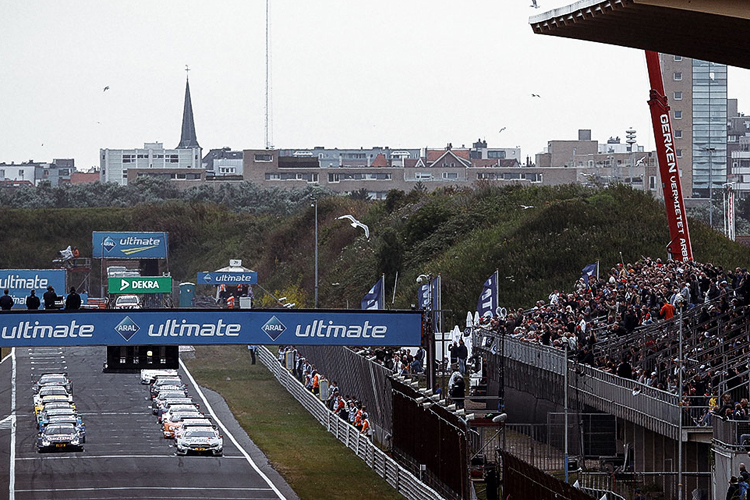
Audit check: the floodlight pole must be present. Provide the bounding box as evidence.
[313,199,319,308]
[678,304,683,500]
[564,340,569,483]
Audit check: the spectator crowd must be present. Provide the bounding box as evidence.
[475,258,750,426]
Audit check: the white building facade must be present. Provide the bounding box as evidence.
[100,143,201,185]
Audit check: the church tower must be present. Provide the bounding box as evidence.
[176,70,200,149]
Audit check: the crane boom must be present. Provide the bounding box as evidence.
[645,50,693,262]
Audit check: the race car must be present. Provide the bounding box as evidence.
[33,373,72,394]
[163,415,211,439]
[175,427,223,456]
[172,418,215,440]
[159,405,202,425]
[140,369,178,385]
[40,414,85,443]
[34,394,75,416]
[37,423,83,452]
[149,377,186,398]
[152,391,192,413]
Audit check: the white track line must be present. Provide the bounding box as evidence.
[15,486,271,492]
[10,348,16,500]
[179,358,286,500]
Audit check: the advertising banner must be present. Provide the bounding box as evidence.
[93,232,168,259]
[0,269,66,310]
[197,272,258,285]
[108,276,172,294]
[0,309,422,347]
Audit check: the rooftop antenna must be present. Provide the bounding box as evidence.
[264,0,273,149]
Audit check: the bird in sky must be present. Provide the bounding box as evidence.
[336,215,370,239]
[531,93,541,98]
[103,86,110,92]
[499,127,506,133]
[520,204,534,210]
[530,0,539,8]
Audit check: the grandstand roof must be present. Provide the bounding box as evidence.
[529,0,750,70]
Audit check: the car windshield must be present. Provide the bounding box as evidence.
[39,375,67,384]
[46,409,75,417]
[40,386,68,396]
[185,429,215,438]
[48,417,76,424]
[155,378,181,385]
[46,424,75,435]
[116,296,139,305]
[43,403,72,411]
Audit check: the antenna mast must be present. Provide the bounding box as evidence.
[264,0,272,149]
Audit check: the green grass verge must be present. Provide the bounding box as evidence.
[183,345,403,500]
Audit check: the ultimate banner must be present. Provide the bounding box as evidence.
[0,309,422,347]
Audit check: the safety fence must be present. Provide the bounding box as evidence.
[258,346,446,500]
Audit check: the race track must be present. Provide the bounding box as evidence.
[0,346,298,500]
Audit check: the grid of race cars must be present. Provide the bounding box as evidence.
[33,369,223,456]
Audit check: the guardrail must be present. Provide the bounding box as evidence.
[258,346,446,500]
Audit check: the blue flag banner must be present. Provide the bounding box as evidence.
[418,283,430,309]
[361,277,384,310]
[581,262,598,285]
[0,309,422,347]
[477,272,498,318]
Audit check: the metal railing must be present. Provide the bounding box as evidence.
[258,346,445,500]
[497,336,683,439]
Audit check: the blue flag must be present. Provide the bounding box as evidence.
[418,282,430,310]
[581,262,598,285]
[361,276,384,310]
[477,271,499,318]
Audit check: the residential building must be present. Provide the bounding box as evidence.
[0,159,72,186]
[202,148,244,179]
[100,76,203,185]
[244,143,540,198]
[661,54,728,199]
[534,129,653,192]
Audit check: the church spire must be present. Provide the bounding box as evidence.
[177,66,200,149]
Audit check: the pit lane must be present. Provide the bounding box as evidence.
[0,346,297,500]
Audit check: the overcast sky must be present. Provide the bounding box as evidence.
[3,0,750,170]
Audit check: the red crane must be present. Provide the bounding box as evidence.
[645,51,693,262]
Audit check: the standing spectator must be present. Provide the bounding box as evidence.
[26,290,40,310]
[449,367,465,409]
[634,488,646,500]
[456,339,468,375]
[0,289,13,310]
[65,287,81,310]
[727,477,740,500]
[248,345,257,365]
[43,286,58,309]
[660,299,676,320]
[740,463,750,483]
[448,341,458,368]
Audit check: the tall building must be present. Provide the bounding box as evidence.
[661,55,728,199]
[100,76,203,185]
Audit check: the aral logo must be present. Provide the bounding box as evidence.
[115,316,140,341]
[261,316,286,341]
[103,237,116,253]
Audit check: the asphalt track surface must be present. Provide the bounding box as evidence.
[0,346,299,500]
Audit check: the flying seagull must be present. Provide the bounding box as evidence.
[499,127,506,133]
[530,0,539,8]
[531,93,541,98]
[103,86,110,92]
[520,204,534,210]
[336,215,370,239]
